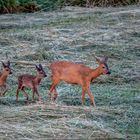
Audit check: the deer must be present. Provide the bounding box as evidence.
[49,56,111,107]
[16,64,47,102]
[0,61,12,96]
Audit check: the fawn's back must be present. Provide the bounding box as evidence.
[17,64,47,89]
[18,74,36,89]
[16,64,47,101]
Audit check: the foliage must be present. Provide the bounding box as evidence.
[0,0,139,14]
[65,0,139,7]
[19,0,36,6]
[0,0,17,8]
[35,0,65,11]
[0,0,39,13]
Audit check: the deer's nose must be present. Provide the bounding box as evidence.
[107,71,111,75]
[10,71,12,74]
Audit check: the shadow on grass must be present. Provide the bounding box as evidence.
[0,97,39,106]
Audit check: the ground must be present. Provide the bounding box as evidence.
[0,6,140,139]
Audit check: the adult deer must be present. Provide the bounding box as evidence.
[49,56,111,107]
[16,64,47,102]
[0,61,12,96]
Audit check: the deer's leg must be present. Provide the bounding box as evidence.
[86,87,96,107]
[34,87,41,101]
[16,81,23,101]
[50,77,59,100]
[16,88,19,101]
[2,84,8,96]
[49,84,54,99]
[32,88,35,101]
[50,83,58,101]
[53,88,58,101]
[21,87,29,101]
[81,87,86,105]
[16,86,21,102]
[2,89,8,96]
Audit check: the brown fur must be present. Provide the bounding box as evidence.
[16,64,47,101]
[49,57,110,107]
[0,61,12,96]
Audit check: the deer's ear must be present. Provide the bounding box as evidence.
[2,62,6,68]
[101,56,108,63]
[7,61,10,67]
[39,64,43,70]
[93,54,101,64]
[35,65,40,71]
[96,58,101,64]
[102,56,108,63]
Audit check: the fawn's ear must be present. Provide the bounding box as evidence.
[7,61,10,67]
[39,64,43,70]
[2,62,6,68]
[35,65,41,71]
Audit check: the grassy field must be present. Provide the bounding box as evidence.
[0,5,140,139]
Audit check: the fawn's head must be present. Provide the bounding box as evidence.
[95,56,111,75]
[1,61,12,75]
[35,64,47,78]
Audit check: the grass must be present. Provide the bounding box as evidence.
[0,5,140,139]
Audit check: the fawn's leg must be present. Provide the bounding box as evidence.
[16,88,20,101]
[34,87,41,101]
[32,88,35,101]
[21,87,29,101]
[16,81,22,101]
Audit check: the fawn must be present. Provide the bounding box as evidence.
[16,64,47,102]
[0,61,12,96]
[49,56,111,107]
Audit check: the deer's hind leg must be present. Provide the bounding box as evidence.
[21,87,29,101]
[16,83,22,102]
[33,87,41,101]
[50,75,60,101]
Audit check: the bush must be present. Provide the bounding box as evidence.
[0,0,18,13]
[0,0,139,14]
[19,0,39,13]
[0,0,39,13]
[0,0,17,8]
[65,0,139,7]
[35,0,65,11]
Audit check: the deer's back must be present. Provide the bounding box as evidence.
[50,61,92,84]
[18,74,36,88]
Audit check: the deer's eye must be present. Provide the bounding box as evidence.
[6,69,9,71]
[102,66,105,69]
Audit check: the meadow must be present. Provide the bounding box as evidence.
[0,5,140,139]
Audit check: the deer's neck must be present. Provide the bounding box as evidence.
[0,74,8,85]
[90,67,102,80]
[34,77,42,85]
